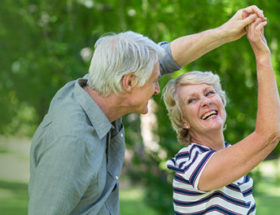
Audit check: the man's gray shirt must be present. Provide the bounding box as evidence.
[28,42,180,215]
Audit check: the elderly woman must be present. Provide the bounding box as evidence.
[163,19,280,214]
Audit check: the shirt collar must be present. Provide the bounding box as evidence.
[73,78,113,139]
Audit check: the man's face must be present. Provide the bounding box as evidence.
[129,62,160,114]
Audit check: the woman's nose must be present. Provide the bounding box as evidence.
[201,96,211,107]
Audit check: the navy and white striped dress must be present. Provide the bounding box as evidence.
[167,142,256,215]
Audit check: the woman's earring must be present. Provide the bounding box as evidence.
[185,125,189,129]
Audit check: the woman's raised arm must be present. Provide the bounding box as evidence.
[198,19,280,192]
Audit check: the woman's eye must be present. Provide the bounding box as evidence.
[206,91,215,96]
[187,98,196,104]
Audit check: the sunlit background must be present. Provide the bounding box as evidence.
[0,0,280,214]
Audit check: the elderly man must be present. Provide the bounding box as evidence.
[28,6,265,215]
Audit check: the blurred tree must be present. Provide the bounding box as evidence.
[0,0,279,214]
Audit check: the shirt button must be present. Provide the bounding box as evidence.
[115,176,119,180]
[120,133,123,138]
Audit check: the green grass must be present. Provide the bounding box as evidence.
[0,180,28,214]
[0,180,158,215]
[1,137,278,214]
[120,187,159,215]
[0,179,280,215]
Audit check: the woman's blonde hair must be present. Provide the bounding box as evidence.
[162,71,226,145]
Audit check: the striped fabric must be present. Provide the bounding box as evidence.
[167,143,256,215]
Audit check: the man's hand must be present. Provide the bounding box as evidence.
[169,5,267,67]
[219,5,266,42]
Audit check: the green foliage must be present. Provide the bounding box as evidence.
[1,0,280,213]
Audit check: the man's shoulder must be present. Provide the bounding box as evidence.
[31,107,105,164]
[34,82,100,140]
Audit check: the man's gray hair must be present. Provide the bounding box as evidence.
[88,31,165,96]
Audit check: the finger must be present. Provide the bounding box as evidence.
[260,23,265,35]
[248,18,264,33]
[247,19,264,34]
[243,5,265,19]
[253,18,264,27]
[256,21,267,33]
[242,10,250,19]
[242,13,258,26]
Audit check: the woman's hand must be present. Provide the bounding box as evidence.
[246,18,270,60]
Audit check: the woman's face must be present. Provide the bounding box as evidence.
[176,83,226,135]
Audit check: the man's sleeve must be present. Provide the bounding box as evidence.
[158,41,181,76]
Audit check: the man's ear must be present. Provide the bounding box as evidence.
[122,73,136,92]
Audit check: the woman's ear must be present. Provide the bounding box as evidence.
[122,73,136,92]
[182,120,190,129]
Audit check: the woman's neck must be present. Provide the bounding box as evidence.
[189,129,225,150]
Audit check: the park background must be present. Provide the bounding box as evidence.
[1,0,280,214]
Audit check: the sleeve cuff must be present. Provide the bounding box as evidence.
[158,41,181,76]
